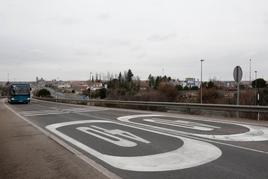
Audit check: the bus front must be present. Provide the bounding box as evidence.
[8,83,31,104]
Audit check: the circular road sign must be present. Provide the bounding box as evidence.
[233,66,243,83]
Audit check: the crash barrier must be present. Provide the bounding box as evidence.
[33,97,268,120]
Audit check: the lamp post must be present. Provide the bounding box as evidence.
[200,59,205,104]
[249,59,252,84]
[254,70,260,120]
[255,70,258,105]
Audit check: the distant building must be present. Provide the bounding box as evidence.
[177,78,200,88]
[58,83,71,89]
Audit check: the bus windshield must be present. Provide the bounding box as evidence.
[11,84,30,95]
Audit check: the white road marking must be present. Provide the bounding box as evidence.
[20,108,107,116]
[118,115,268,142]
[46,120,222,171]
[77,126,150,147]
[144,118,220,131]
[195,124,268,141]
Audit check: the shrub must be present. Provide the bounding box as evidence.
[36,89,51,97]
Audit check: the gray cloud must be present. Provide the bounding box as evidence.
[147,33,177,42]
[97,13,111,20]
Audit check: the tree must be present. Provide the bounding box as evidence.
[99,88,107,99]
[148,74,155,88]
[252,78,266,88]
[36,89,51,97]
[184,86,189,90]
[191,86,199,90]
[126,69,133,82]
[118,72,122,83]
[154,76,161,89]
[207,81,215,88]
[175,85,183,91]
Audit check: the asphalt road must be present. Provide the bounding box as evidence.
[5,99,268,179]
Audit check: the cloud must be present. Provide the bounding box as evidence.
[97,13,111,20]
[147,33,177,42]
[44,16,82,25]
[74,49,103,57]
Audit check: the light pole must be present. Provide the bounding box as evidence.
[249,59,252,84]
[200,59,205,104]
[254,70,260,120]
[89,72,93,99]
[255,70,258,104]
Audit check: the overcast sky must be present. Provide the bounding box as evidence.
[0,0,267,81]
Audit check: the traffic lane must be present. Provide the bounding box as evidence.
[112,145,268,179]
[128,116,250,135]
[8,99,105,113]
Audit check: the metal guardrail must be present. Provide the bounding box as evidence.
[34,97,268,114]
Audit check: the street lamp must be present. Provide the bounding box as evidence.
[254,70,258,104]
[254,70,260,120]
[200,59,205,104]
[249,59,252,83]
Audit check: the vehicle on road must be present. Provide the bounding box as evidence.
[7,83,31,104]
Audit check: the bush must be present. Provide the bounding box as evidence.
[176,85,183,91]
[158,82,178,101]
[202,88,224,104]
[191,86,199,90]
[36,89,51,97]
[252,78,267,88]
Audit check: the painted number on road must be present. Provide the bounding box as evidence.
[77,125,150,147]
[46,120,222,171]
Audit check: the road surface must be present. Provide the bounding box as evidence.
[3,99,268,179]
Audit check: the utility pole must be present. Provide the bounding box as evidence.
[254,70,260,120]
[200,59,205,104]
[249,59,252,84]
[255,70,258,104]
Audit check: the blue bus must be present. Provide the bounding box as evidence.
[7,83,31,104]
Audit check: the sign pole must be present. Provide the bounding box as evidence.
[233,66,243,118]
[237,82,240,105]
[236,82,240,118]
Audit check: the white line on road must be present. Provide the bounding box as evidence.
[21,108,108,116]
[144,118,220,131]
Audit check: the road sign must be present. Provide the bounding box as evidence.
[233,66,243,83]
[233,66,243,108]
